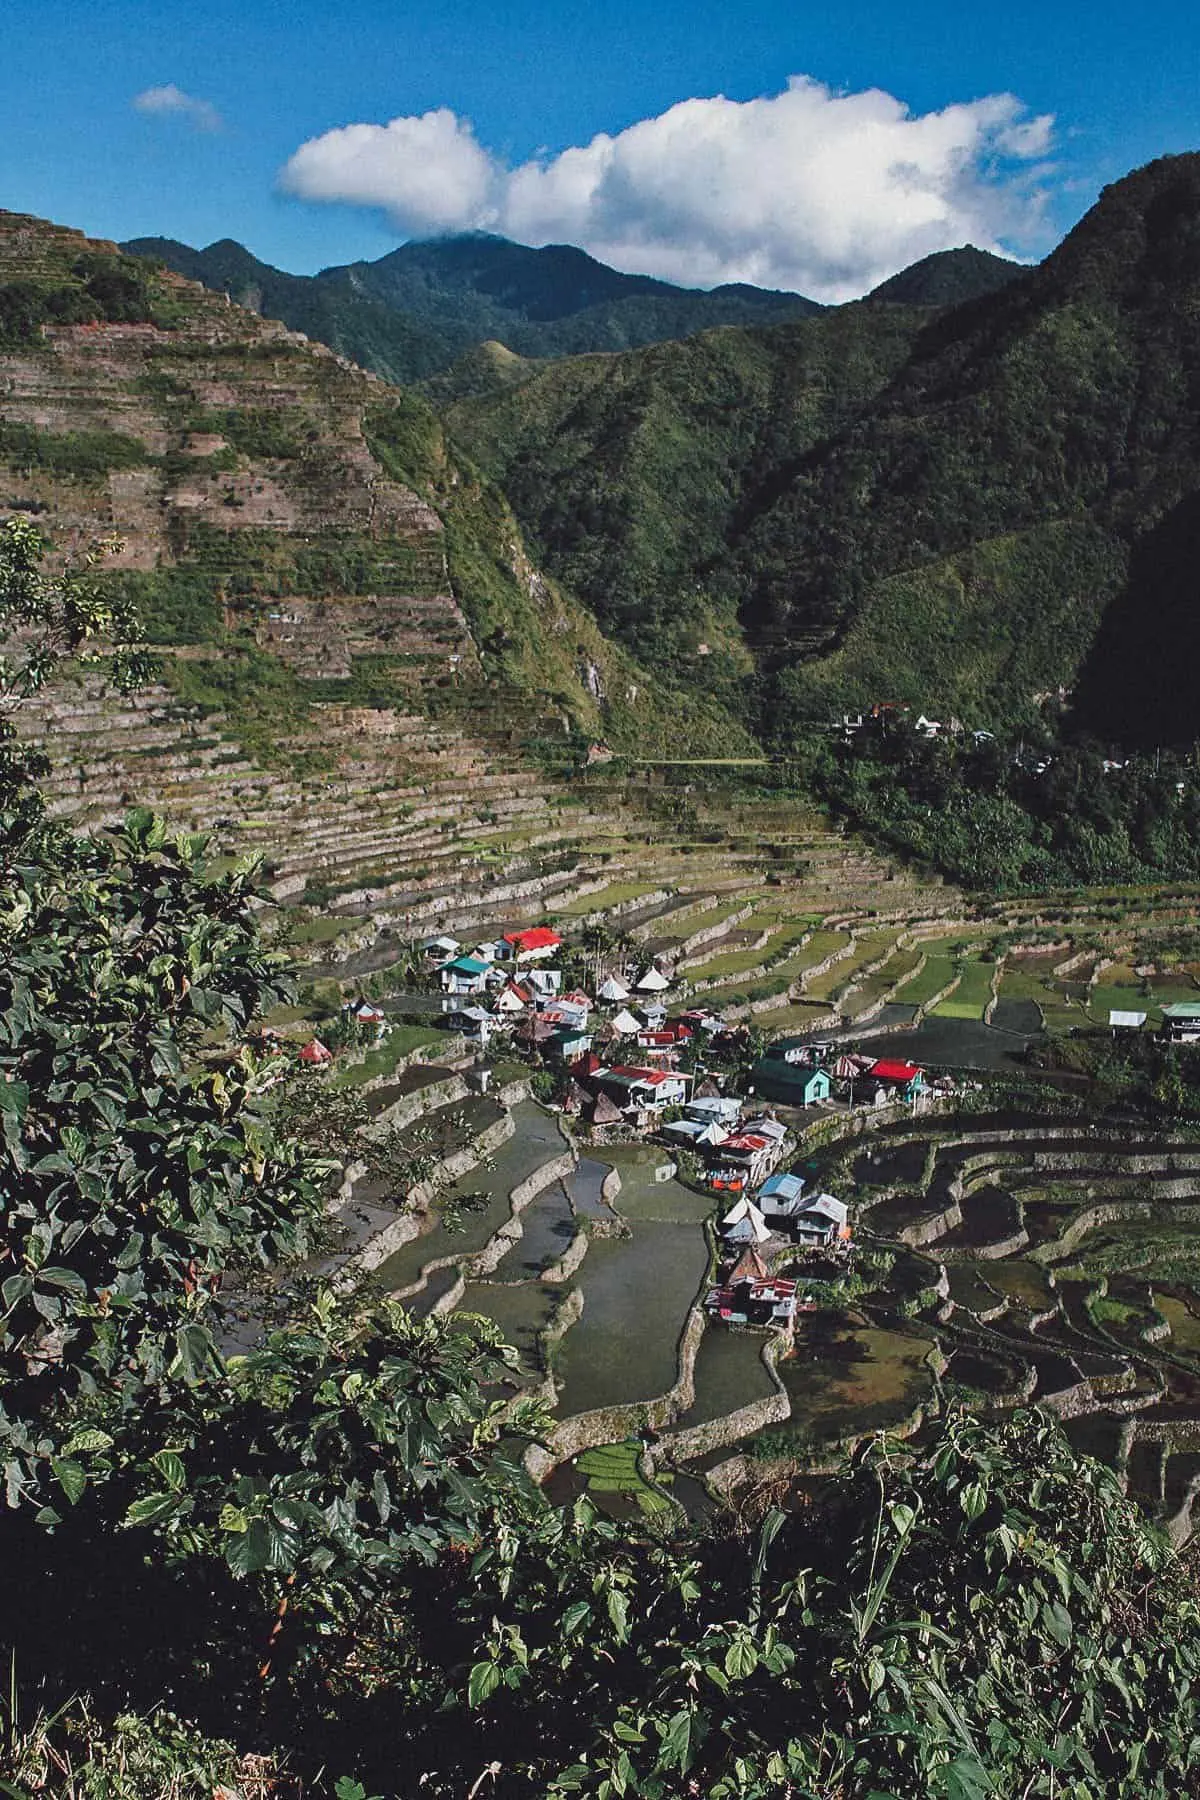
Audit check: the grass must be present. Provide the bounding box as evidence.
[847,945,925,1015]
[932,957,996,1021]
[574,1439,674,1513]
[803,929,900,1003]
[558,880,661,916]
[328,1025,444,1090]
[894,953,957,1007]
[998,964,1080,1035]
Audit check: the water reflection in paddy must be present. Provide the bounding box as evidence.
[554,1220,709,1418]
[675,1327,776,1430]
[765,1311,936,1446]
[456,1280,561,1383]
[491,1182,576,1280]
[376,1101,564,1293]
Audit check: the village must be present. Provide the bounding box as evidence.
[291,918,952,1347]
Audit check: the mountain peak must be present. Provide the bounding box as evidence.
[866,246,1023,307]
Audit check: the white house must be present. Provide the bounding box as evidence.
[597,973,631,1002]
[439,955,492,996]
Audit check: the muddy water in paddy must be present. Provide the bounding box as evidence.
[766,1312,936,1445]
[567,1157,614,1220]
[674,1327,777,1430]
[554,1220,710,1418]
[455,1280,561,1382]
[491,1182,577,1279]
[377,1101,564,1293]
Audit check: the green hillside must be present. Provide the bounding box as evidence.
[442,154,1200,747]
[122,229,823,383]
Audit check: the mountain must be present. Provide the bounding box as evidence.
[122,231,823,383]
[0,207,757,774]
[119,235,457,385]
[865,245,1023,307]
[442,155,1200,747]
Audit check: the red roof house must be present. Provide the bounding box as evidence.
[503,926,563,959]
[299,1038,333,1066]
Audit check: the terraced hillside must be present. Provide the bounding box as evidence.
[834,1110,1200,1542]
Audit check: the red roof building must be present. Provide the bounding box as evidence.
[869,1059,926,1084]
[299,1038,333,1066]
[503,926,562,954]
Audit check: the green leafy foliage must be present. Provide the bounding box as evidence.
[803,715,1200,889]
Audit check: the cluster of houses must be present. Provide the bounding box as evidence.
[705,1159,853,1332]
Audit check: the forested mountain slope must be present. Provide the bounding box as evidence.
[444,154,1200,746]
[122,230,822,382]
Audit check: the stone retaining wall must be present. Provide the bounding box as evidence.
[369,1073,469,1133]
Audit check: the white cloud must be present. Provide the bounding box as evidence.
[278,76,1056,299]
[133,84,223,133]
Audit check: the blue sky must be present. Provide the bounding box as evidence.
[4,0,1198,294]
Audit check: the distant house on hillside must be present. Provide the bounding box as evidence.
[594,1066,689,1112]
[504,926,563,963]
[597,973,631,1003]
[494,980,534,1015]
[299,1038,333,1066]
[635,965,671,993]
[757,1170,807,1227]
[442,1005,496,1045]
[749,1058,834,1107]
[788,1193,851,1247]
[867,1059,928,1104]
[719,1197,771,1245]
[439,955,492,995]
[1160,1003,1200,1044]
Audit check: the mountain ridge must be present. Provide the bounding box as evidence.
[121,229,824,382]
[440,153,1200,747]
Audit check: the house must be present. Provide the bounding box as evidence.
[473,940,508,964]
[757,1170,808,1226]
[526,967,564,997]
[422,934,460,960]
[787,1193,851,1247]
[597,973,631,1003]
[439,955,492,995]
[516,1016,559,1049]
[867,1059,928,1103]
[1109,1009,1147,1034]
[660,1114,729,1149]
[717,1132,782,1189]
[718,1197,771,1245]
[707,1272,801,1329]
[299,1038,333,1066]
[726,1245,769,1284]
[442,1006,497,1045]
[561,1079,591,1117]
[504,926,563,963]
[685,1095,742,1128]
[635,965,671,993]
[548,1025,593,1061]
[637,1022,692,1052]
[610,1007,643,1037]
[748,1058,834,1107]
[569,1050,604,1080]
[494,980,534,1016]
[1160,1003,1200,1044]
[588,1092,624,1131]
[560,989,594,1014]
[350,1000,385,1026]
[594,1065,689,1111]
[539,999,591,1031]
